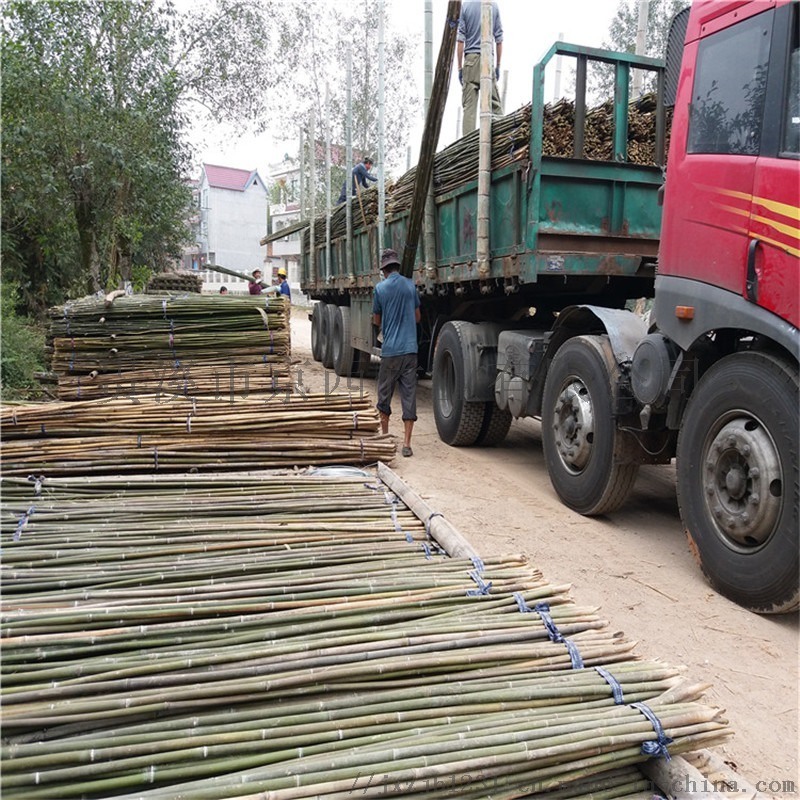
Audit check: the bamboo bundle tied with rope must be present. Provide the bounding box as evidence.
[47,294,292,401]
[1,471,730,799]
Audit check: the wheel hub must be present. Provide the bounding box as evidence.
[552,381,594,472]
[704,418,782,547]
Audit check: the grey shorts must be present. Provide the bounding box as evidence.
[376,354,417,421]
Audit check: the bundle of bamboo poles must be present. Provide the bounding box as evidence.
[0,393,395,475]
[304,95,670,251]
[47,294,291,400]
[145,271,203,293]
[1,472,730,799]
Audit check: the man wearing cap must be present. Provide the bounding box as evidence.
[248,269,265,295]
[372,248,421,457]
[277,267,291,300]
[337,157,377,205]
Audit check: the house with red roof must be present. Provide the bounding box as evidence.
[186,163,269,292]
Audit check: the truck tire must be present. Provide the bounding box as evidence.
[332,306,358,377]
[310,303,324,362]
[477,404,513,446]
[432,322,486,446]
[676,351,799,614]
[321,303,336,370]
[542,335,639,515]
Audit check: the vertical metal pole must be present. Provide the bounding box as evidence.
[476,0,492,279]
[456,106,462,140]
[632,0,649,97]
[574,55,587,159]
[345,44,354,281]
[378,0,386,251]
[309,109,316,285]
[325,84,332,282]
[423,0,437,281]
[407,145,412,171]
[501,68,508,110]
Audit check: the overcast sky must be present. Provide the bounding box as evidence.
[194,0,623,178]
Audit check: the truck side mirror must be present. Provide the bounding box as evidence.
[664,7,691,108]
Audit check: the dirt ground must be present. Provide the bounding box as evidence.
[289,304,798,797]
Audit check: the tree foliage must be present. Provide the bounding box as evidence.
[270,0,418,204]
[593,0,688,98]
[2,1,196,317]
[1,0,417,317]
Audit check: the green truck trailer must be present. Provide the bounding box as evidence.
[302,41,667,499]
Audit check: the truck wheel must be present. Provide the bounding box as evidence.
[332,306,357,377]
[321,303,336,370]
[676,351,799,614]
[310,303,324,362]
[542,335,639,515]
[477,404,513,446]
[432,322,486,446]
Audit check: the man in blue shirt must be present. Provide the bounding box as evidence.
[372,248,421,457]
[456,0,503,134]
[277,267,291,300]
[337,157,377,204]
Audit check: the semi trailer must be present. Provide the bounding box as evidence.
[300,0,799,613]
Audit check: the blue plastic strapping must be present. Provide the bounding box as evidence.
[534,602,564,643]
[466,570,493,596]
[421,541,432,560]
[14,505,35,542]
[471,556,486,575]
[564,639,584,670]
[352,412,359,431]
[595,666,625,704]
[153,447,159,470]
[40,423,46,435]
[631,702,673,761]
[186,415,192,433]
[425,512,443,537]
[162,299,168,318]
[137,434,142,448]
[513,592,531,613]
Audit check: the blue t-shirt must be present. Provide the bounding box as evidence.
[279,280,291,299]
[372,271,420,357]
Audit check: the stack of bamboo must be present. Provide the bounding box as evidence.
[0,393,396,475]
[145,271,203,293]
[305,95,669,251]
[0,472,730,799]
[48,294,291,400]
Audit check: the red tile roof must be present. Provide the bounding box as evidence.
[202,164,257,191]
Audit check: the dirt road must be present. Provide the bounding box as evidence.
[290,305,798,796]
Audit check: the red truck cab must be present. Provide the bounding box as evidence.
[651,0,799,613]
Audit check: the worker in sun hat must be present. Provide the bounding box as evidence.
[372,248,420,457]
[277,267,291,301]
[248,269,265,295]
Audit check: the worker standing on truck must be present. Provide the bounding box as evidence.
[456,0,503,134]
[372,248,421,457]
[337,157,377,204]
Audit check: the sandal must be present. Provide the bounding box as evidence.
[401,446,413,457]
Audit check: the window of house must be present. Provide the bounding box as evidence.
[687,12,772,155]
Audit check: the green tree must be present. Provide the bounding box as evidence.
[593,0,688,99]
[2,0,192,317]
[270,0,418,207]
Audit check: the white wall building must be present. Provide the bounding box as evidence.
[185,164,269,293]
